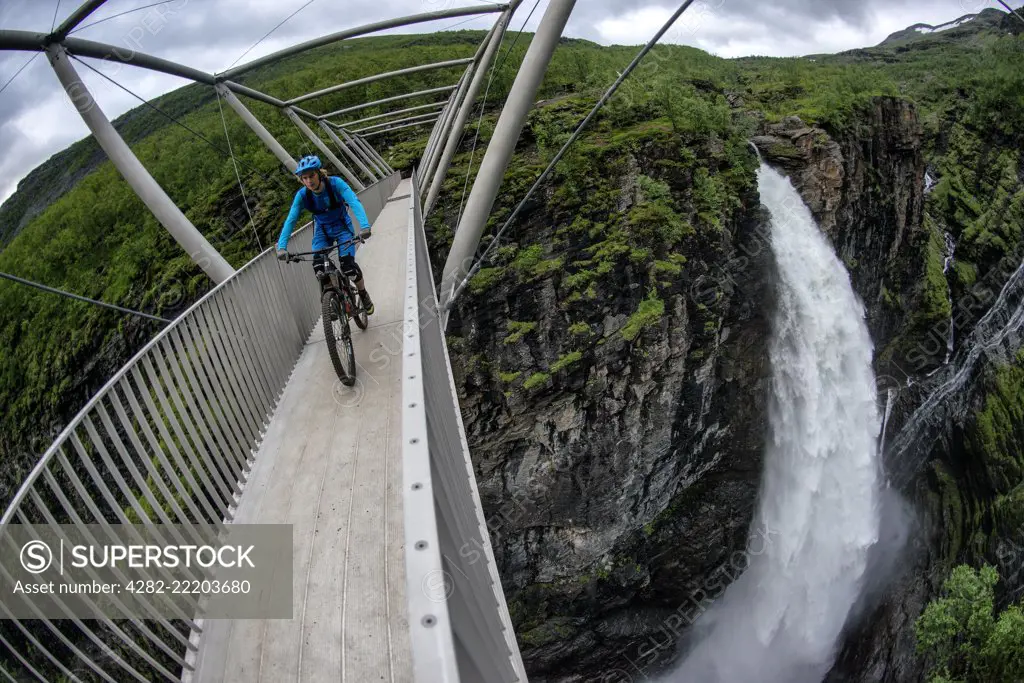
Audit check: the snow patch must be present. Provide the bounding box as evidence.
[914,15,975,34]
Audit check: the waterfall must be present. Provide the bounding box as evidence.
[879,386,897,455]
[665,161,882,683]
[941,232,957,365]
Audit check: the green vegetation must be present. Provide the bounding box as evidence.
[504,321,538,345]
[568,322,591,336]
[0,6,1021,551]
[915,564,1024,682]
[550,351,582,373]
[523,372,551,391]
[965,350,1024,535]
[917,219,955,328]
[469,267,504,294]
[620,292,665,342]
[0,12,1021,682]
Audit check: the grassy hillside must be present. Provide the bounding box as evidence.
[0,13,1020,513]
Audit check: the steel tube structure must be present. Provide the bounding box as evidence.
[420,12,504,204]
[336,101,446,129]
[0,30,294,110]
[440,0,578,313]
[338,127,387,177]
[352,111,443,134]
[52,0,109,39]
[0,31,217,82]
[320,120,378,182]
[421,73,470,201]
[284,108,365,190]
[222,80,287,108]
[353,133,394,172]
[321,84,457,119]
[420,83,461,183]
[286,58,474,106]
[219,4,507,80]
[215,83,297,172]
[425,9,511,215]
[420,114,446,171]
[362,117,440,137]
[46,44,234,283]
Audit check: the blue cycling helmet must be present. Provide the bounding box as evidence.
[294,155,322,175]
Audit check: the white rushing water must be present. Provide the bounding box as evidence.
[665,162,882,682]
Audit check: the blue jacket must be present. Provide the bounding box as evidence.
[277,176,370,257]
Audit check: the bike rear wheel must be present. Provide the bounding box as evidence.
[322,289,357,386]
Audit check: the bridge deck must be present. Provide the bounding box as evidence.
[187,179,415,682]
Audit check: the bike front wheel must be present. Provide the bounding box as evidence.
[347,283,368,331]
[322,289,357,386]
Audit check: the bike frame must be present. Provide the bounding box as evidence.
[287,234,368,299]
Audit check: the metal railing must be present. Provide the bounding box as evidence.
[402,169,526,682]
[0,174,400,682]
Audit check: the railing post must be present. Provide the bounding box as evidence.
[283,107,365,191]
[419,87,456,174]
[319,120,378,182]
[439,0,577,313]
[338,127,387,178]
[424,10,510,216]
[46,43,234,284]
[352,133,393,174]
[215,83,297,172]
[420,68,472,203]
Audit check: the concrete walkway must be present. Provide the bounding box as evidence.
[187,180,414,682]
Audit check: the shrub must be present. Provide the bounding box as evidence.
[915,564,1024,682]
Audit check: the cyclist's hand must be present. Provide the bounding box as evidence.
[360,229,372,241]
[277,248,288,261]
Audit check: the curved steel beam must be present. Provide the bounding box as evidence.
[352,111,443,134]
[321,84,457,119]
[217,4,508,81]
[286,57,473,106]
[362,117,440,138]
[331,101,447,129]
[52,0,109,39]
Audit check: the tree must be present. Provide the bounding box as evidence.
[915,563,1024,682]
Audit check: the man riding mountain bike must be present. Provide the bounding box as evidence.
[276,155,374,315]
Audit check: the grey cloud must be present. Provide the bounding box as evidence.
[1,0,1020,206]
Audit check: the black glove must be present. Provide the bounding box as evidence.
[277,248,288,261]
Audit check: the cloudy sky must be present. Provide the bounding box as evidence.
[0,0,1020,205]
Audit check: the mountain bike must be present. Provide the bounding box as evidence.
[285,232,371,386]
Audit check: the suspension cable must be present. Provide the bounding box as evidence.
[996,0,1024,26]
[287,115,315,156]
[69,55,292,193]
[0,53,40,97]
[445,0,699,310]
[50,0,61,33]
[0,272,171,324]
[69,1,180,34]
[456,0,540,225]
[215,89,265,253]
[226,0,319,71]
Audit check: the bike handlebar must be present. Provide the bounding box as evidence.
[285,230,371,261]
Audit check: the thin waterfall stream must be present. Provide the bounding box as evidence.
[664,160,883,682]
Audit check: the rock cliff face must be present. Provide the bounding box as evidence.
[438,92,1019,681]
[436,95,940,681]
[439,114,774,679]
[752,97,929,371]
[754,98,1024,682]
[753,97,936,683]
